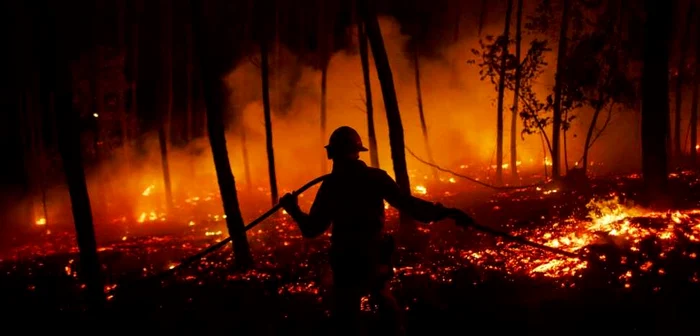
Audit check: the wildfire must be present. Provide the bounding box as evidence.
[137,211,165,223]
[141,185,155,196]
[8,171,700,304]
[508,195,700,278]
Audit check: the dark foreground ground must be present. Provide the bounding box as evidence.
[3,172,700,335]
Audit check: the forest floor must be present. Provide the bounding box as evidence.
[2,171,700,335]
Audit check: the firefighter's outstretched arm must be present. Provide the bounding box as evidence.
[280,183,332,238]
[379,172,459,223]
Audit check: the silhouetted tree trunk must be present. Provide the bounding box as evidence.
[117,0,131,176]
[358,21,380,168]
[320,61,328,171]
[191,0,253,268]
[360,0,412,232]
[453,2,461,42]
[159,0,174,210]
[478,0,488,36]
[413,46,437,178]
[127,0,139,149]
[690,18,700,164]
[241,126,253,189]
[45,3,105,307]
[641,0,671,197]
[495,0,513,185]
[582,94,605,173]
[260,20,279,206]
[550,0,570,179]
[319,1,332,174]
[674,3,695,158]
[24,90,49,223]
[510,0,523,179]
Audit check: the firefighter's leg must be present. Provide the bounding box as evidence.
[332,282,362,335]
[373,281,405,336]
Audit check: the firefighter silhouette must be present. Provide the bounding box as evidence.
[280,126,465,335]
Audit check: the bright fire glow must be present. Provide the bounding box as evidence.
[141,185,155,196]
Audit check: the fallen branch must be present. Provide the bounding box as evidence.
[405,147,548,190]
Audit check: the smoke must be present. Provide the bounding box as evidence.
[9,15,643,238]
[223,15,641,191]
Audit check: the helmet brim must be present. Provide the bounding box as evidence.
[325,145,369,152]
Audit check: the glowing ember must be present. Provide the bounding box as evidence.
[141,185,155,196]
[35,217,46,226]
[414,185,427,195]
[508,195,700,278]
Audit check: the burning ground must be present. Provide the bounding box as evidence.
[3,171,700,333]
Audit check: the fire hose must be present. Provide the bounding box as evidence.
[156,174,330,279]
[450,212,581,258]
[112,174,580,295]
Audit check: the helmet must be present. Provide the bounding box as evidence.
[325,126,368,157]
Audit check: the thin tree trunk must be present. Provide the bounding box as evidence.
[158,126,173,210]
[690,19,700,163]
[118,0,130,176]
[358,21,380,168]
[541,132,548,178]
[453,2,461,42]
[551,0,570,179]
[413,46,437,178]
[191,0,253,268]
[510,0,523,179]
[361,0,412,232]
[46,3,105,306]
[130,2,138,149]
[160,0,174,210]
[563,111,569,172]
[495,0,513,185]
[478,0,488,36]
[260,26,279,206]
[362,2,410,191]
[641,0,671,197]
[26,91,49,224]
[674,3,696,158]
[241,126,253,190]
[185,8,196,181]
[320,61,328,173]
[186,21,194,143]
[582,103,604,173]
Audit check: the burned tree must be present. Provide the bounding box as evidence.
[259,0,279,206]
[158,0,174,210]
[641,0,671,196]
[567,0,636,175]
[357,20,380,168]
[550,0,571,178]
[510,0,524,179]
[318,0,333,174]
[191,1,253,268]
[359,0,412,232]
[495,0,514,185]
[43,2,104,308]
[674,2,696,158]
[408,1,437,179]
[691,16,700,163]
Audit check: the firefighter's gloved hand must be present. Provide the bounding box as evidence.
[434,203,461,221]
[449,209,476,228]
[279,193,299,212]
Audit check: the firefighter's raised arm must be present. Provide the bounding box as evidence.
[378,171,457,223]
[280,182,332,238]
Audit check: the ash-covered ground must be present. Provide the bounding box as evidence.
[2,172,700,334]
